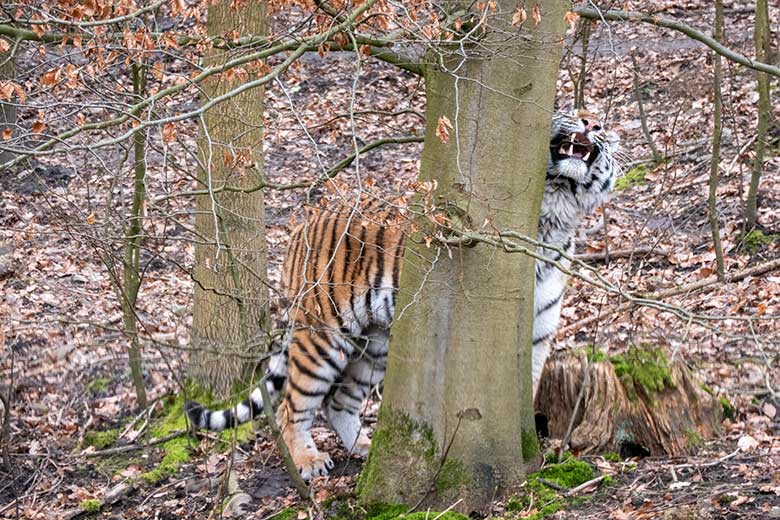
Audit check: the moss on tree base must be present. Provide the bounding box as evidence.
[358,407,472,508]
[322,498,470,520]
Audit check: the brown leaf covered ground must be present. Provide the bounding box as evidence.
[1,0,780,518]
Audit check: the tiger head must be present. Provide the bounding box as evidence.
[547,111,622,213]
[547,112,620,192]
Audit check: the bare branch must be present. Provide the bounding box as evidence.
[575,6,780,79]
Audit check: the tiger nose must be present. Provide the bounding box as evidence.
[581,118,601,132]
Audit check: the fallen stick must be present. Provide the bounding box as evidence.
[84,430,186,457]
[576,247,669,263]
[566,475,607,496]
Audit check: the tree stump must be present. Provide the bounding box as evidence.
[534,348,723,457]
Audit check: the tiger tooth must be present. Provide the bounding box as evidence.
[567,144,574,156]
[582,152,590,161]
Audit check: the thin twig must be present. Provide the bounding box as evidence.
[536,477,565,491]
[0,385,11,472]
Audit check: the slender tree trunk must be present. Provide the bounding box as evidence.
[0,38,16,165]
[630,52,661,164]
[122,62,149,408]
[190,2,269,396]
[359,1,566,513]
[708,0,725,281]
[745,0,769,230]
[574,19,591,110]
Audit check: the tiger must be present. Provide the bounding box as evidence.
[185,111,621,480]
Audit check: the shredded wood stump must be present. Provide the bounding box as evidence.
[535,349,723,457]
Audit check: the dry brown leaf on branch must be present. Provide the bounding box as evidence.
[564,11,579,30]
[532,5,542,25]
[152,61,165,81]
[162,122,177,143]
[512,7,527,27]
[40,67,62,88]
[435,115,453,144]
[32,120,46,136]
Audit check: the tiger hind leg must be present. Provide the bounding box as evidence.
[326,334,387,457]
[324,378,372,457]
[276,334,349,479]
[276,399,334,479]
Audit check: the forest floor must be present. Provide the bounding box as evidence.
[2,0,780,519]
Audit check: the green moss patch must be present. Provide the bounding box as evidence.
[521,428,540,461]
[603,452,621,463]
[140,436,191,485]
[365,503,409,520]
[403,513,469,520]
[322,499,468,520]
[574,345,675,402]
[153,394,190,438]
[615,164,647,191]
[609,346,674,401]
[507,454,596,519]
[537,454,595,488]
[720,396,735,421]
[80,499,102,513]
[740,229,778,254]
[685,429,704,450]
[82,428,120,450]
[138,394,195,485]
[271,509,299,520]
[434,458,471,493]
[87,377,111,393]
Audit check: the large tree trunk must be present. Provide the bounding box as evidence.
[190,2,269,395]
[535,350,722,456]
[358,1,567,513]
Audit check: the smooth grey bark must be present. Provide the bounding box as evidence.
[359,0,567,513]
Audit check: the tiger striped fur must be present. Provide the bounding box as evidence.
[185,112,621,480]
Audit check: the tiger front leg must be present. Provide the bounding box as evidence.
[276,399,334,480]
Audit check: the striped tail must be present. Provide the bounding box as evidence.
[185,350,288,431]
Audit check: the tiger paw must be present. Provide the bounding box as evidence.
[297,451,334,480]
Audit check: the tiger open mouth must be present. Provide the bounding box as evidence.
[556,132,594,161]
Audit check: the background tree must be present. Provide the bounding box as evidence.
[189,1,270,395]
[0,37,15,164]
[359,0,566,512]
[745,0,770,231]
